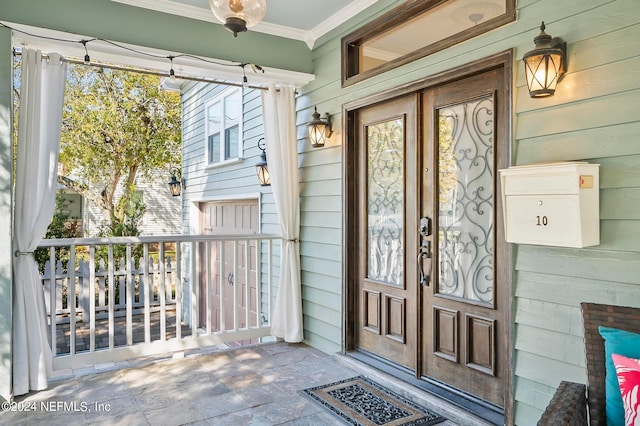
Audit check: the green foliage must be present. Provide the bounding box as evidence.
[35,194,83,271]
[96,188,145,262]
[58,64,181,235]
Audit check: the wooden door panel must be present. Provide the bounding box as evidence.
[466,314,495,376]
[355,94,419,370]
[433,306,458,362]
[421,67,508,407]
[385,295,406,343]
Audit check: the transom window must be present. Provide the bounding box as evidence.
[205,87,242,166]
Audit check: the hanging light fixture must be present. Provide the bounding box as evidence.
[523,21,567,98]
[255,138,270,186]
[167,167,184,196]
[308,106,333,148]
[209,0,266,37]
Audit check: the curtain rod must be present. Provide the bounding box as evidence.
[12,49,271,91]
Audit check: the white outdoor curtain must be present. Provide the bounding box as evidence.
[261,84,303,342]
[13,49,67,396]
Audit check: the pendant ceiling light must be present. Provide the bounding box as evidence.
[209,0,267,37]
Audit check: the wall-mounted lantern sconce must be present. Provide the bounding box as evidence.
[308,106,333,148]
[523,21,567,98]
[255,138,271,186]
[167,166,184,196]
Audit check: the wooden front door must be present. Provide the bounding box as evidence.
[350,62,509,411]
[199,199,259,345]
[420,67,508,407]
[355,94,419,370]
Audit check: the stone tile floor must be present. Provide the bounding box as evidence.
[1,342,493,425]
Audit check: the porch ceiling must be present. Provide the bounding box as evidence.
[111,0,382,48]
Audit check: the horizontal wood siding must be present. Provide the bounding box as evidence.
[300,0,640,423]
[511,0,640,423]
[83,170,181,237]
[180,81,276,324]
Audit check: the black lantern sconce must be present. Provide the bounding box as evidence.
[308,106,333,148]
[523,21,567,98]
[167,166,184,196]
[255,138,270,186]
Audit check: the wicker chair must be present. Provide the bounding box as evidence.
[537,302,640,425]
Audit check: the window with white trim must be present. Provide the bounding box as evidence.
[205,87,242,165]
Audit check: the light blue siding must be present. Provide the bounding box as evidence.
[300,0,640,423]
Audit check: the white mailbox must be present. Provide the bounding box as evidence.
[499,162,600,248]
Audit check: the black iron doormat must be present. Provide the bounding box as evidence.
[300,376,446,426]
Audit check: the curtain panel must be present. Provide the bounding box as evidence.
[13,49,67,395]
[260,84,303,342]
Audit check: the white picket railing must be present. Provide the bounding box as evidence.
[42,256,178,322]
[37,234,281,370]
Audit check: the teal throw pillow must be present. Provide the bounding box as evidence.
[598,326,640,426]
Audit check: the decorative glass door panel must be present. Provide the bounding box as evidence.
[367,118,404,287]
[437,95,494,305]
[355,95,417,370]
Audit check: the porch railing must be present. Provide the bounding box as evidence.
[36,234,281,370]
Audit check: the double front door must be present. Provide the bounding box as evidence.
[350,65,510,409]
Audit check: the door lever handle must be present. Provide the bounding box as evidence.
[418,240,431,287]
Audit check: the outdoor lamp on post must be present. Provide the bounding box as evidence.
[209,0,266,37]
[523,21,567,98]
[308,106,333,148]
[255,138,270,186]
[167,167,183,197]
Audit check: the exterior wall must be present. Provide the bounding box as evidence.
[0,26,12,402]
[82,170,182,237]
[300,0,640,423]
[180,81,276,324]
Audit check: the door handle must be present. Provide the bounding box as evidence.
[227,272,234,286]
[418,240,431,287]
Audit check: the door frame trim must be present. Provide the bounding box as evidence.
[188,193,262,235]
[342,50,513,425]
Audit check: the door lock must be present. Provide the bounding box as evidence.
[419,217,432,237]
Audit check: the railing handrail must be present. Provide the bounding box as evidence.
[37,233,283,248]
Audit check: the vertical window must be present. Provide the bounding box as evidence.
[206,88,242,165]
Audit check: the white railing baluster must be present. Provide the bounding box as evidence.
[205,241,211,334]
[233,240,238,332]
[267,239,272,326]
[126,244,133,346]
[159,243,166,341]
[219,240,225,332]
[49,247,56,356]
[143,244,150,344]
[68,246,76,355]
[245,239,250,331]
[108,244,115,350]
[256,240,263,328]
[190,240,198,337]
[175,242,182,340]
[89,246,96,352]
[98,259,106,310]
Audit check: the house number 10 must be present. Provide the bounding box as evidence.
[536,215,548,226]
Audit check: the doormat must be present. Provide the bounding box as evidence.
[300,376,446,426]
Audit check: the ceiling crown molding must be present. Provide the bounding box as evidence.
[111,0,379,49]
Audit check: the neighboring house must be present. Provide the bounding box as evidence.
[1,1,639,425]
[58,169,182,237]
